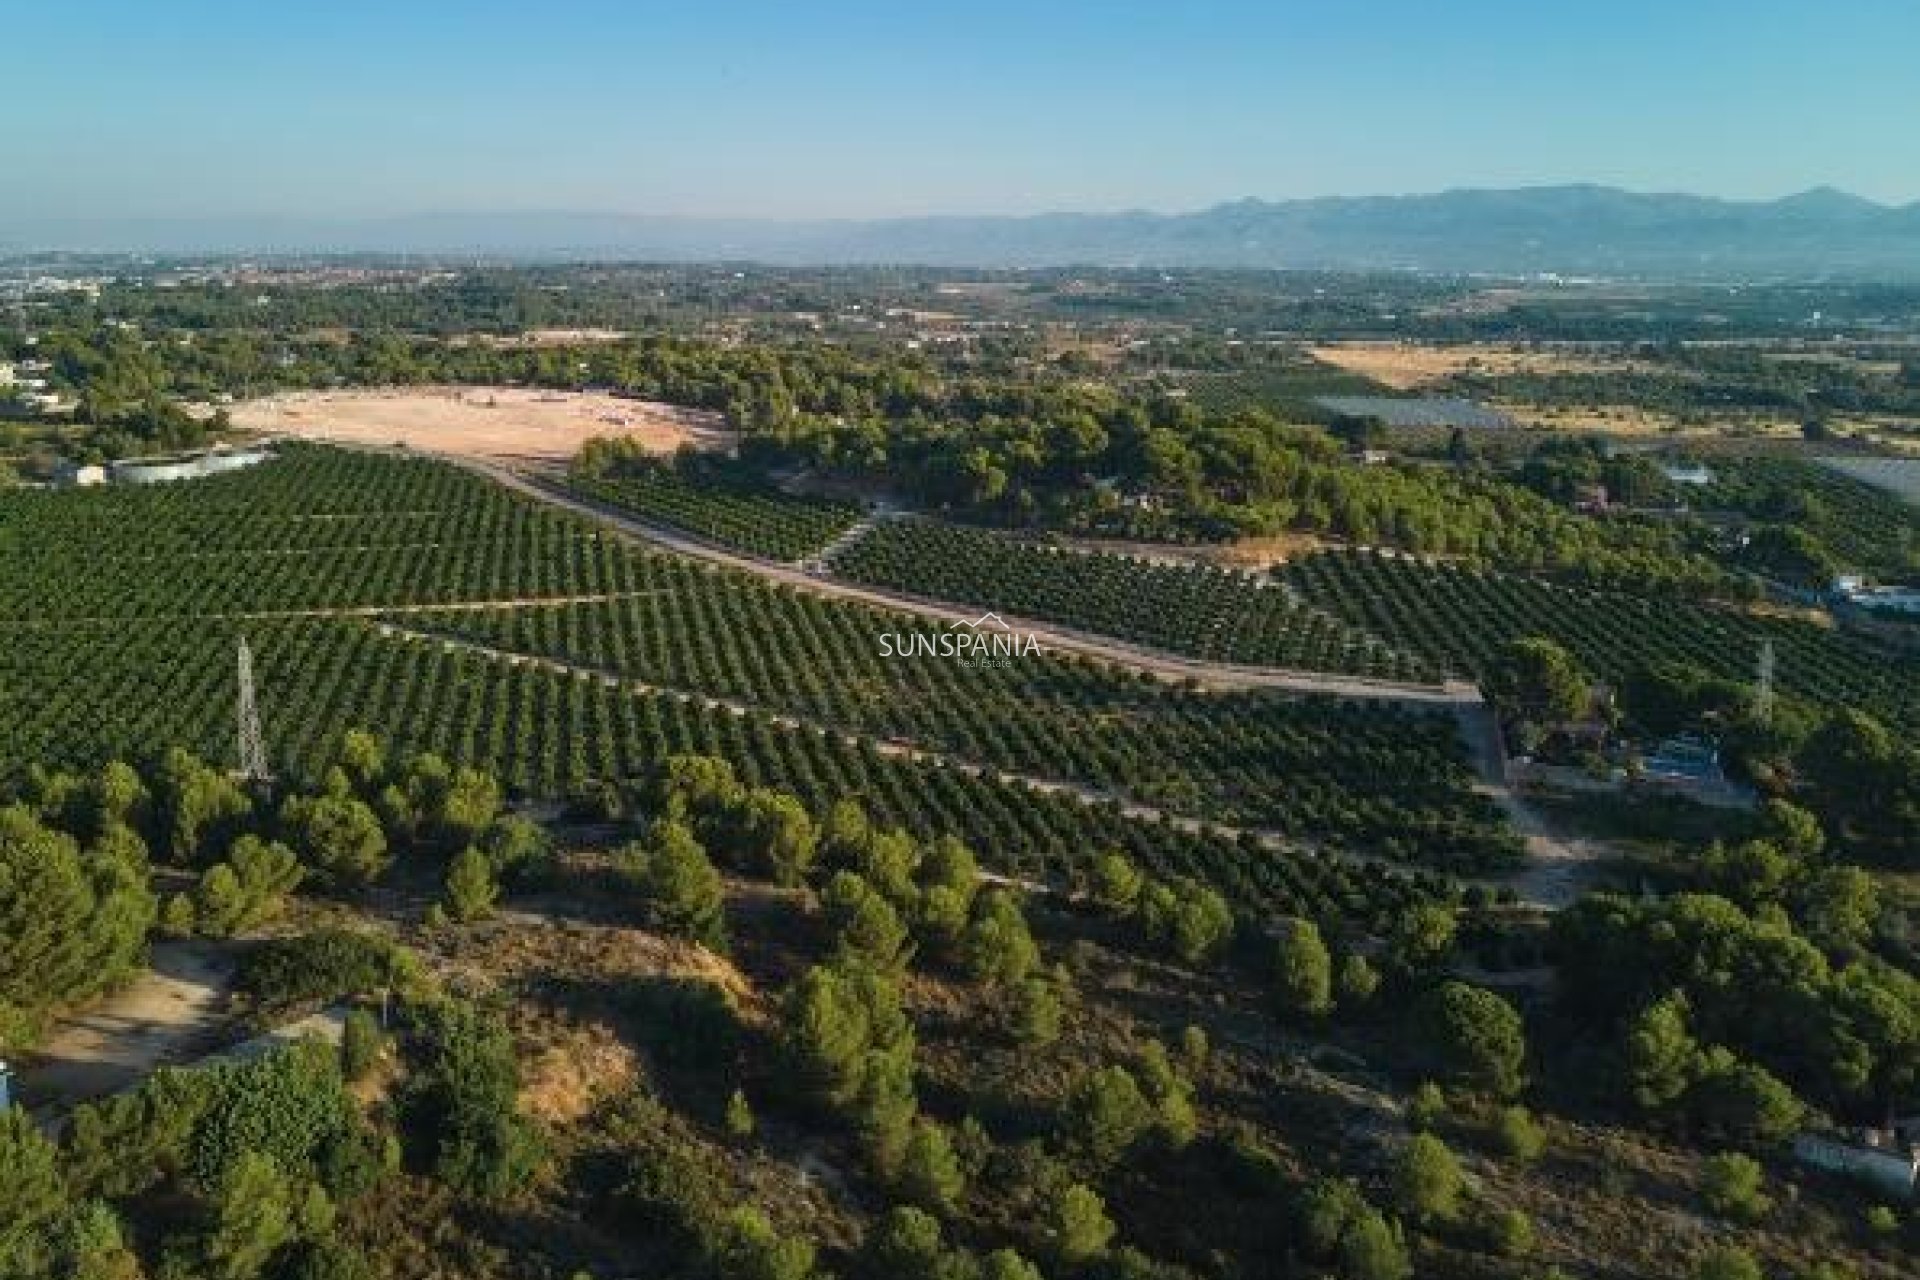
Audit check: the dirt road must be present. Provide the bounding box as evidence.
[459,457,1481,707]
[399,447,1617,909]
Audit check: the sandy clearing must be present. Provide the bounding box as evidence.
[228,386,732,466]
[19,941,234,1110]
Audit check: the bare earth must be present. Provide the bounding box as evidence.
[1309,341,1635,390]
[228,386,731,466]
[19,941,233,1111]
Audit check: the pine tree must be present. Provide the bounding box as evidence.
[896,1120,965,1213]
[444,847,499,923]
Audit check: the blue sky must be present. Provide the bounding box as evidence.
[7,1,1919,219]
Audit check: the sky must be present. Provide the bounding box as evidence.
[6,0,1919,221]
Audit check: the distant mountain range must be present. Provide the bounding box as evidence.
[8,186,1920,279]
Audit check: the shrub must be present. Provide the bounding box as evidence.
[1483,1206,1534,1258]
[339,1010,385,1083]
[200,1151,332,1280]
[1492,1105,1546,1165]
[1273,917,1334,1018]
[188,1041,357,1192]
[1064,1066,1153,1167]
[399,1001,545,1199]
[1336,1207,1411,1280]
[1337,952,1381,1007]
[709,1206,817,1280]
[1692,1245,1763,1280]
[1406,1082,1447,1132]
[1393,1133,1464,1226]
[443,846,499,922]
[1423,981,1527,1099]
[1045,1183,1115,1266]
[1699,1152,1770,1222]
[236,930,410,1018]
[725,1089,756,1141]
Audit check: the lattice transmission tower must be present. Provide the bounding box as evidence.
[236,637,273,786]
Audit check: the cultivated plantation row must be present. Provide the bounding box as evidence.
[832,519,1434,678]
[1280,550,1920,733]
[412,596,1515,869]
[0,445,1473,918]
[572,465,864,561]
[0,447,636,618]
[0,614,1447,926]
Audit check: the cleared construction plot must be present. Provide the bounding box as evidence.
[228,386,731,465]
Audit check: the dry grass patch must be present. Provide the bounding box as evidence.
[519,1018,642,1125]
[1310,342,1638,391]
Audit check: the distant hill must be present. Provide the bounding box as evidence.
[8,186,1920,278]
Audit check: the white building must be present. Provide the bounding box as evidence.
[52,460,108,487]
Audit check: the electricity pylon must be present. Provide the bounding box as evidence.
[236,637,273,787]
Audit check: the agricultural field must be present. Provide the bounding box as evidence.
[1690,455,1920,578]
[1307,342,1640,391]
[0,442,1462,916]
[7,266,1919,1280]
[414,595,1515,870]
[0,445,653,619]
[832,520,1434,679]
[571,466,864,561]
[1280,550,1920,734]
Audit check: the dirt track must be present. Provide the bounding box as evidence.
[443,455,1621,908]
[464,458,1481,706]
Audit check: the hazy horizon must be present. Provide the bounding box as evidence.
[7,1,1920,225]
